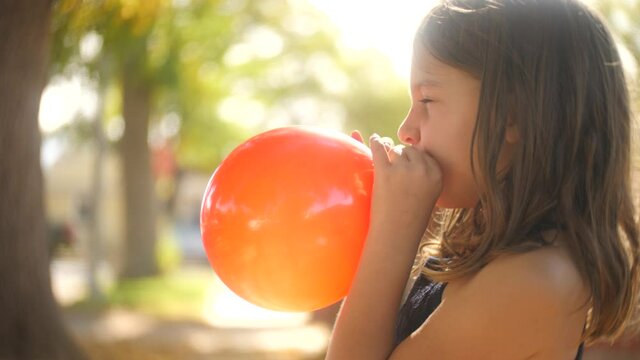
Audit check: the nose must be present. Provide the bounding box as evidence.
[397,108,420,146]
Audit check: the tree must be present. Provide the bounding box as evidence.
[50,0,254,278]
[50,0,410,281]
[0,0,86,358]
[51,0,175,278]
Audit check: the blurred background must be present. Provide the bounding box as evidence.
[40,0,639,359]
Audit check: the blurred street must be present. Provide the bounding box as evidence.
[52,257,331,359]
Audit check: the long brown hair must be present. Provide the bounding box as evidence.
[416,0,640,345]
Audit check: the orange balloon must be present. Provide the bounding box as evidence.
[200,126,373,311]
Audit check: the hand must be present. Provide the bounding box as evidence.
[352,130,398,155]
[368,134,442,241]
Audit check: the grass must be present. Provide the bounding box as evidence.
[68,267,215,322]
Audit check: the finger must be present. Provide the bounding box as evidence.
[414,149,442,176]
[422,151,442,171]
[350,130,364,144]
[404,147,439,171]
[380,137,395,148]
[387,145,406,163]
[369,134,390,168]
[402,145,420,162]
[378,137,395,154]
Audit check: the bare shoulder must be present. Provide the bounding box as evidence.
[468,238,591,314]
[390,233,591,360]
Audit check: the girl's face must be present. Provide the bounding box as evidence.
[398,42,515,208]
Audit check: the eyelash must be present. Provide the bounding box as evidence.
[419,98,434,105]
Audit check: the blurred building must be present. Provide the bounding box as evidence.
[43,138,214,265]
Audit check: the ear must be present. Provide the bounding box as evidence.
[505,121,519,145]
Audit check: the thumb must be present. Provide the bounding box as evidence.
[369,134,390,169]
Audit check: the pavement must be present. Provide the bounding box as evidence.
[63,307,328,360]
[52,257,330,359]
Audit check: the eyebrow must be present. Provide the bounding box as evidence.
[418,78,443,87]
[411,77,444,90]
[411,66,444,86]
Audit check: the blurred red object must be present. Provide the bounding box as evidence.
[200,126,373,311]
[48,220,75,257]
[152,140,177,178]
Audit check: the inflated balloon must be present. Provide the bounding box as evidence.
[200,126,373,312]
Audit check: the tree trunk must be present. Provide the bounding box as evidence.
[0,0,87,358]
[86,81,107,301]
[119,59,159,278]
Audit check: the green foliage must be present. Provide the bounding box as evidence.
[155,229,182,274]
[107,270,212,320]
[67,268,214,320]
[340,50,410,141]
[49,0,411,171]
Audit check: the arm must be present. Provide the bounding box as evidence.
[328,226,580,360]
[325,134,442,360]
[326,135,581,360]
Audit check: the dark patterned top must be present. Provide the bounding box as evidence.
[394,257,584,359]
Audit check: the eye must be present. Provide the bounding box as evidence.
[419,98,434,105]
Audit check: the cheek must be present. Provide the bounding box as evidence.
[420,109,475,169]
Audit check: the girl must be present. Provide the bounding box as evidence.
[326,0,640,359]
